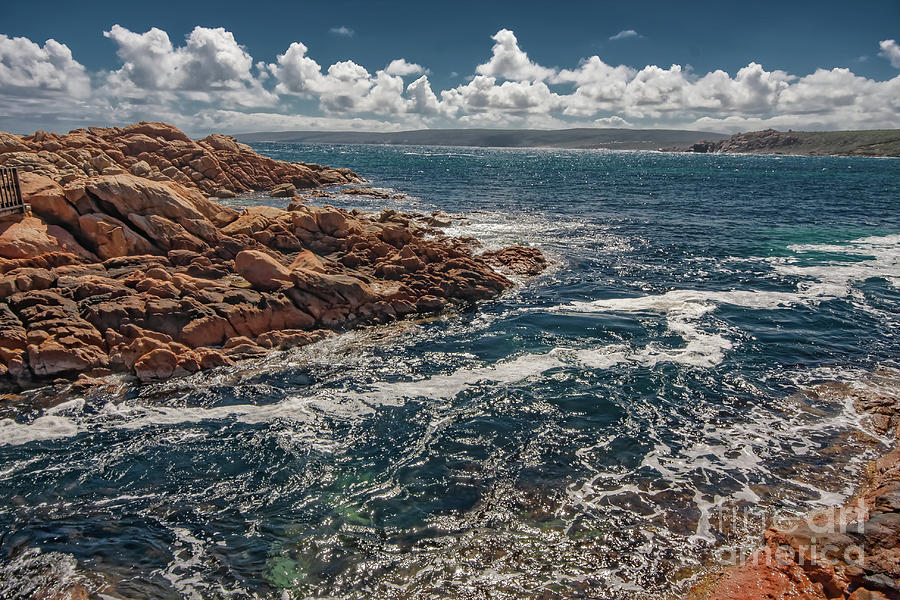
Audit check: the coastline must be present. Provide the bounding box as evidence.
[0,122,547,391]
[690,370,900,600]
[672,128,900,158]
[0,127,896,599]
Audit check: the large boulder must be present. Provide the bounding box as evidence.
[85,175,208,223]
[221,206,284,237]
[291,268,376,310]
[78,213,157,259]
[134,348,178,381]
[0,217,94,260]
[269,183,296,198]
[234,250,293,292]
[17,172,80,226]
[128,214,208,253]
[121,121,193,143]
[9,289,108,377]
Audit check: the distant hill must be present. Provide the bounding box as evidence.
[683,129,900,157]
[234,128,729,150]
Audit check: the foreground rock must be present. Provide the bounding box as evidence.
[695,369,900,600]
[0,123,546,387]
[0,121,361,197]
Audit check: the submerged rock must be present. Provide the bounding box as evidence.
[482,246,548,277]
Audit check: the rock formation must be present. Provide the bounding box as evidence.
[697,370,900,600]
[681,128,900,157]
[0,121,361,196]
[0,122,546,386]
[687,129,802,154]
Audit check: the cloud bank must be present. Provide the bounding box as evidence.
[1,26,899,135]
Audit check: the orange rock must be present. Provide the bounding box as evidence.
[703,549,827,600]
[0,216,94,260]
[17,171,80,226]
[289,249,326,273]
[193,347,233,370]
[77,213,157,259]
[482,246,548,276]
[234,249,292,291]
[0,122,548,387]
[133,348,178,381]
[256,329,328,350]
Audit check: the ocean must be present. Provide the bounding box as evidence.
[1,145,898,599]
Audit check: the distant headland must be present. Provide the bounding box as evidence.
[234,127,900,157]
[680,128,900,157]
[234,128,729,150]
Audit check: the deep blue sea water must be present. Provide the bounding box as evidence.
[1,145,898,599]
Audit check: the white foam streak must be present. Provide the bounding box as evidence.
[1,235,896,463]
[0,416,79,446]
[554,233,899,373]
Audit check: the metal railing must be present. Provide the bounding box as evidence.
[0,167,26,217]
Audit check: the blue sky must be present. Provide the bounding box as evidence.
[1,0,899,134]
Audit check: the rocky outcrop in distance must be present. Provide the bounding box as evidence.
[687,129,802,154]
[682,128,900,157]
[0,123,546,387]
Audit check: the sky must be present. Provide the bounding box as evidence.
[1,0,899,135]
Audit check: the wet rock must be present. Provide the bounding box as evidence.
[269,182,297,197]
[341,185,406,199]
[134,348,177,381]
[482,246,548,277]
[425,212,452,227]
[223,336,268,359]
[700,370,900,600]
[256,329,328,350]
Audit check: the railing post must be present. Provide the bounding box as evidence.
[0,167,26,217]
[11,168,24,215]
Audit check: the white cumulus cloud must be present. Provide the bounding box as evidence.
[102,25,274,107]
[3,27,900,135]
[475,29,556,82]
[0,34,90,98]
[406,75,442,115]
[609,30,640,41]
[441,76,561,116]
[879,39,900,68]
[268,42,439,117]
[105,25,252,90]
[385,59,426,76]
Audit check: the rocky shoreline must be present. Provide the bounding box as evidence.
[0,122,546,389]
[693,370,900,600]
[675,128,900,157]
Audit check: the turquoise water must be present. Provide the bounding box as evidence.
[1,146,898,599]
